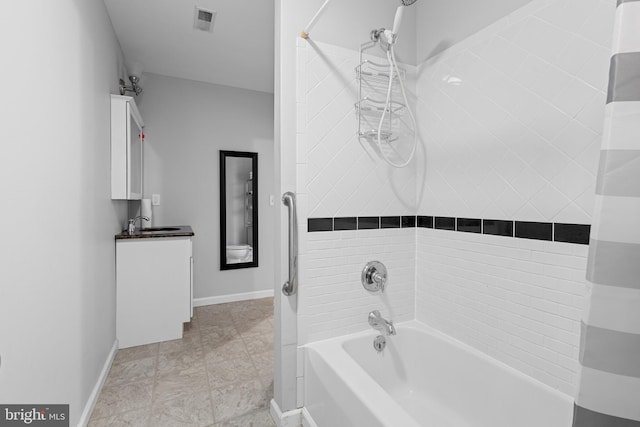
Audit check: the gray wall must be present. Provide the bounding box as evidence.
[137,73,275,300]
[0,0,128,424]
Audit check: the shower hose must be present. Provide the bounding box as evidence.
[376,45,418,168]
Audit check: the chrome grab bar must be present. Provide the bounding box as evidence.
[282,192,298,296]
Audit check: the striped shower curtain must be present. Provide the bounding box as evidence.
[572,1,640,426]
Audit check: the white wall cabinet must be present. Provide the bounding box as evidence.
[116,236,192,348]
[111,94,144,200]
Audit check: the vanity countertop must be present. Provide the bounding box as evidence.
[115,225,194,240]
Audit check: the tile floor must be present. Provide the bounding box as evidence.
[88,297,276,427]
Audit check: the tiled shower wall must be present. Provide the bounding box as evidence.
[294,0,615,400]
[416,0,613,222]
[415,0,615,396]
[295,40,417,345]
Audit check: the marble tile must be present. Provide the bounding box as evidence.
[157,348,205,377]
[211,408,276,427]
[250,351,274,387]
[88,407,151,427]
[203,336,249,364]
[210,379,271,422]
[239,318,273,335]
[197,311,236,329]
[105,356,157,387]
[200,325,241,346]
[231,307,272,323]
[150,390,214,427]
[206,355,259,389]
[159,331,202,355]
[91,298,275,427]
[91,379,154,419]
[233,317,272,338]
[249,351,273,372]
[229,298,273,313]
[154,367,209,403]
[257,371,273,390]
[114,343,159,364]
[240,330,274,355]
[196,302,234,316]
[184,319,199,332]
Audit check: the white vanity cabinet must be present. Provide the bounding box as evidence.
[111,94,144,200]
[116,235,193,348]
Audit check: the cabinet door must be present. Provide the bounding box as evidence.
[127,103,143,199]
[116,237,191,348]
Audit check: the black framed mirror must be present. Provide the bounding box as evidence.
[220,151,258,270]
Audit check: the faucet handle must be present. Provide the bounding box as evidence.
[127,216,150,234]
[362,261,388,293]
[368,310,381,327]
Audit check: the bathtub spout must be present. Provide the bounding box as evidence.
[368,310,396,336]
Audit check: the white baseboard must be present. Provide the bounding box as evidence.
[193,289,274,307]
[270,399,303,427]
[301,408,317,427]
[77,340,117,427]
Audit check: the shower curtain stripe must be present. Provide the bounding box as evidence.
[617,0,640,6]
[583,285,640,333]
[573,1,640,426]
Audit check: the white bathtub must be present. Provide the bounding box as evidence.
[304,321,573,427]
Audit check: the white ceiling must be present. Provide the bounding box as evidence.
[103,0,274,94]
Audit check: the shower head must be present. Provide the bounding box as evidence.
[373,0,417,45]
[392,0,417,36]
[392,1,415,36]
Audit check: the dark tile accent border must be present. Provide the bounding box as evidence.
[358,217,379,230]
[334,217,357,231]
[381,216,401,229]
[402,216,416,228]
[435,217,455,231]
[457,218,481,233]
[555,223,591,245]
[483,219,514,237]
[307,216,590,245]
[515,221,553,241]
[417,216,433,228]
[308,218,333,232]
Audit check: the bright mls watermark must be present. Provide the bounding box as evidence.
[0,405,68,426]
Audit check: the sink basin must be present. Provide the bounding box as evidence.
[139,227,181,232]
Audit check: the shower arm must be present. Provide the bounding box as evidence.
[301,0,416,40]
[301,0,334,39]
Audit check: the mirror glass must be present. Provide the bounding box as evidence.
[220,151,258,270]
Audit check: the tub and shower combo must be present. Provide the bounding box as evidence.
[292,0,584,425]
[298,264,573,426]
[304,262,572,425]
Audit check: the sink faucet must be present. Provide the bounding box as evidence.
[368,310,396,336]
[128,216,150,234]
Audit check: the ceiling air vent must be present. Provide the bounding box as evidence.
[194,7,216,33]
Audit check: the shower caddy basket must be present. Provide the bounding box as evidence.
[355,42,408,144]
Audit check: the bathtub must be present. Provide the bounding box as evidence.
[304,321,573,427]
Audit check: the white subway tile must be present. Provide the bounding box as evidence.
[417,230,586,394]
